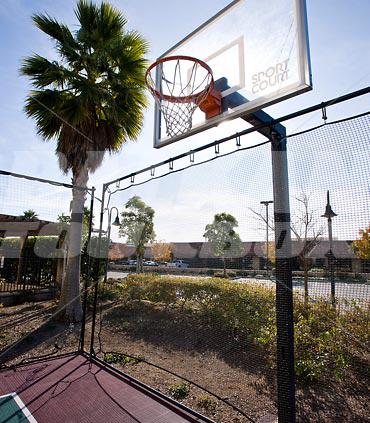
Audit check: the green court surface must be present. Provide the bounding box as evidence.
[0,393,37,423]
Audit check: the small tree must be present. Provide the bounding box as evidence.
[204,213,244,276]
[352,225,370,259]
[152,241,173,263]
[251,192,323,303]
[119,196,155,272]
[291,193,323,304]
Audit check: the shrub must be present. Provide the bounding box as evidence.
[86,282,120,305]
[169,382,190,401]
[197,395,217,412]
[104,352,141,365]
[294,300,350,381]
[114,273,368,385]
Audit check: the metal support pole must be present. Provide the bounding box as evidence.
[321,190,337,307]
[79,187,95,352]
[261,200,274,275]
[267,206,269,273]
[328,218,336,306]
[271,129,296,423]
[89,186,106,356]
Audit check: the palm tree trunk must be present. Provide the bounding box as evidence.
[57,168,88,322]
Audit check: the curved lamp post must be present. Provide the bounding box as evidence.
[103,207,120,284]
[321,191,337,306]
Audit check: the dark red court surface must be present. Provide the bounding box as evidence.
[0,353,213,423]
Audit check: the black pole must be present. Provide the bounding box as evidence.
[261,200,273,275]
[321,190,337,307]
[79,187,95,352]
[89,186,106,356]
[271,130,296,422]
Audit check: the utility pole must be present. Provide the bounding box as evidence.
[260,200,274,275]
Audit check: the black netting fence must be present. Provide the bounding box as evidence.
[0,171,94,367]
[288,114,370,422]
[90,110,369,422]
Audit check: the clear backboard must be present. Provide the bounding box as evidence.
[150,0,312,148]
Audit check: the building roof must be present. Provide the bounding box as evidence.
[110,239,359,261]
[307,240,357,259]
[0,214,66,237]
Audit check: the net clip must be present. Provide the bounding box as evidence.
[322,103,328,122]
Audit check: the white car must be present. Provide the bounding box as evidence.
[144,260,159,267]
[167,260,189,269]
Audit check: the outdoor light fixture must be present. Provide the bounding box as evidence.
[260,200,274,275]
[112,214,120,227]
[321,190,337,306]
[103,206,120,284]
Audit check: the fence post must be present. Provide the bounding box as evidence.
[89,186,106,356]
[271,129,296,422]
[79,187,95,353]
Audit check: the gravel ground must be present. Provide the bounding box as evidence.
[1,299,369,422]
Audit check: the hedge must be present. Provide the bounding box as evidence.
[110,274,369,383]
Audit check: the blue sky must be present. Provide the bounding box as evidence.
[0,0,369,242]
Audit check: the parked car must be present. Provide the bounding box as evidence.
[128,259,137,265]
[167,260,189,269]
[144,260,159,267]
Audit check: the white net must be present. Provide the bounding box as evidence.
[146,57,213,138]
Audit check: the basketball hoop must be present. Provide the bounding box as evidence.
[145,56,222,138]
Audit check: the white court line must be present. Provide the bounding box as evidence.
[0,392,38,423]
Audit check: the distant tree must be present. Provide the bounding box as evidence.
[352,225,370,259]
[119,196,155,273]
[204,213,244,277]
[251,192,323,303]
[290,193,323,304]
[152,241,173,263]
[250,205,275,272]
[57,207,92,246]
[19,209,38,221]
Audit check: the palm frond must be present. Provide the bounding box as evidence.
[32,14,80,63]
[24,90,65,140]
[20,54,73,88]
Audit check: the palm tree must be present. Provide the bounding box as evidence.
[20,210,38,221]
[20,1,148,322]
